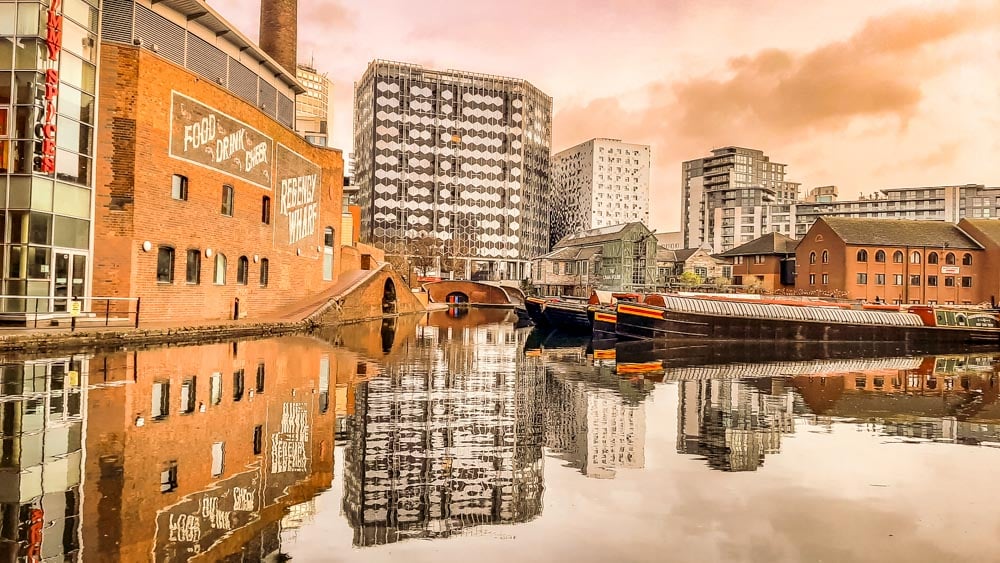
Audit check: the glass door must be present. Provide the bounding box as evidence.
[51,252,88,312]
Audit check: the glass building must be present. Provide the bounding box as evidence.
[0,0,98,313]
[353,60,552,281]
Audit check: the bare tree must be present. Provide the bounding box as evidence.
[410,236,445,278]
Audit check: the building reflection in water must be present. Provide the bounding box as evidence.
[1,356,87,562]
[342,309,545,547]
[0,335,361,562]
[671,355,1000,471]
[530,338,650,479]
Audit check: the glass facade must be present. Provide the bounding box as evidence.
[0,0,98,313]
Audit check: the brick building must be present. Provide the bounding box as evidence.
[719,232,797,291]
[87,0,349,323]
[956,219,1000,306]
[795,217,986,304]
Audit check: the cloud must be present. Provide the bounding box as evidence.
[553,2,1000,228]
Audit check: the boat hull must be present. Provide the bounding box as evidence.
[524,298,548,326]
[590,306,618,341]
[543,302,592,333]
[615,302,1000,344]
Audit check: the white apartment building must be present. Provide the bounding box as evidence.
[295,64,334,147]
[551,139,650,246]
[702,183,999,254]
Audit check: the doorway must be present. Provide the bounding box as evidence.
[52,252,87,313]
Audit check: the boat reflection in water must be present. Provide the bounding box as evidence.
[3,311,1000,560]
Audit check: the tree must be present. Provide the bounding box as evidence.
[410,236,444,278]
[678,270,704,287]
[385,254,412,286]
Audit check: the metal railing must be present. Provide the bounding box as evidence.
[0,296,141,330]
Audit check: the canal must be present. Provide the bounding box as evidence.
[3,308,1000,562]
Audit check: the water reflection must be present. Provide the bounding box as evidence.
[1,315,1000,560]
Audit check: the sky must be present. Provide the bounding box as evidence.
[211,0,1000,232]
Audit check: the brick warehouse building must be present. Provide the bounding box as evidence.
[90,0,347,322]
[0,0,348,322]
[796,217,986,305]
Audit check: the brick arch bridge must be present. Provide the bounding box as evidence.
[423,281,519,306]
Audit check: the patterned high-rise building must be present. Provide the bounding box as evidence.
[353,61,552,281]
[550,139,650,246]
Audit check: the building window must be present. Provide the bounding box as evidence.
[927,252,939,265]
[237,256,249,285]
[180,376,196,414]
[260,258,269,287]
[214,253,227,284]
[157,247,175,283]
[821,274,829,285]
[253,425,263,455]
[893,251,904,263]
[945,252,956,265]
[262,196,271,224]
[735,256,744,265]
[233,369,245,402]
[172,175,188,201]
[160,461,179,493]
[809,274,816,285]
[821,251,829,264]
[962,253,973,266]
[875,250,886,263]
[857,273,868,284]
[894,274,904,285]
[152,381,170,420]
[928,275,938,286]
[910,251,921,264]
[856,249,868,262]
[962,276,973,288]
[210,373,222,405]
[945,276,956,287]
[221,185,234,216]
[256,362,265,393]
[809,252,816,264]
[186,250,201,284]
[211,442,225,478]
[875,274,885,285]
[753,255,765,265]
[910,275,921,286]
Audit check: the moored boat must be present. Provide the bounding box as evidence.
[588,292,643,342]
[615,293,1000,345]
[542,297,592,333]
[524,297,549,326]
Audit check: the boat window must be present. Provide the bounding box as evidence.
[956,313,967,326]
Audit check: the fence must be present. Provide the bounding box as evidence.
[0,296,142,330]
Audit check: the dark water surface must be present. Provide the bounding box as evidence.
[3,309,1000,562]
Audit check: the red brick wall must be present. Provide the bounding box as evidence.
[731,255,788,291]
[93,44,346,322]
[424,281,513,304]
[796,221,985,304]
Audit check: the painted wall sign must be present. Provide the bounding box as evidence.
[153,469,262,562]
[169,92,274,189]
[274,144,322,245]
[34,0,62,174]
[271,402,310,474]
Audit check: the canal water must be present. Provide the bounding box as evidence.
[3,308,1000,562]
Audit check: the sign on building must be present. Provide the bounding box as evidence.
[169,92,274,189]
[275,145,322,245]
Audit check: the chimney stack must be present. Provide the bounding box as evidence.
[259,0,297,75]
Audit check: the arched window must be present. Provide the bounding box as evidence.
[945,252,956,265]
[910,251,921,264]
[809,252,816,265]
[214,253,227,285]
[821,251,829,264]
[323,226,335,281]
[261,196,271,225]
[962,253,973,266]
[237,256,249,285]
[259,258,269,287]
[157,246,175,283]
[893,251,904,263]
[856,249,868,262]
[875,250,886,263]
[927,252,939,265]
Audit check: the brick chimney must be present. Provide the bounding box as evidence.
[259,0,297,74]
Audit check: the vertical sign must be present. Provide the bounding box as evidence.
[274,145,322,246]
[35,0,63,174]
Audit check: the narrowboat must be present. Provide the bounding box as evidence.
[524,297,549,326]
[542,297,592,333]
[615,294,1000,345]
[588,292,643,341]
